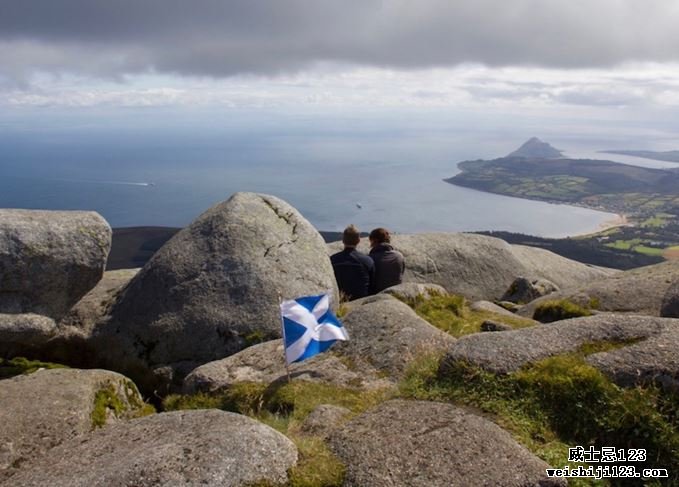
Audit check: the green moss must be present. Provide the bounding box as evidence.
[533,299,592,323]
[399,293,535,337]
[91,384,127,428]
[244,330,268,346]
[400,353,679,486]
[92,381,156,428]
[577,339,643,356]
[0,357,67,379]
[286,435,345,487]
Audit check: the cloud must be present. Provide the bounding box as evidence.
[2,0,679,81]
[4,64,678,111]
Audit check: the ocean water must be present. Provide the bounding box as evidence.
[0,116,655,238]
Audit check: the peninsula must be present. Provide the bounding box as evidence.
[446,138,679,262]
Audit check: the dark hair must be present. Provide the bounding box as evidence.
[369,227,390,244]
[342,224,361,246]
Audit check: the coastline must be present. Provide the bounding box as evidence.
[569,213,630,238]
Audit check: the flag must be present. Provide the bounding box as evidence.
[280,293,349,364]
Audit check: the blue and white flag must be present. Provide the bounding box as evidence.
[280,293,349,365]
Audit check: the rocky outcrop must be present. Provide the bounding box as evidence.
[183,339,392,394]
[520,260,679,318]
[0,313,56,354]
[329,399,565,487]
[470,300,518,317]
[5,410,298,487]
[328,233,612,301]
[439,314,677,376]
[335,295,455,379]
[661,279,679,318]
[0,209,111,320]
[501,276,559,304]
[94,193,338,389]
[0,368,146,481]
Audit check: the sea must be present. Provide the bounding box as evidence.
[1,112,675,238]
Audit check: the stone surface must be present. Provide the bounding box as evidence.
[95,193,338,389]
[501,276,559,304]
[183,339,392,394]
[0,313,56,353]
[328,233,612,301]
[660,279,679,318]
[587,324,679,391]
[380,282,447,301]
[480,320,513,332]
[440,314,674,375]
[329,399,565,487]
[59,268,139,336]
[470,300,518,317]
[335,295,455,379]
[0,209,111,320]
[299,404,352,438]
[0,368,145,481]
[5,410,298,487]
[520,260,679,318]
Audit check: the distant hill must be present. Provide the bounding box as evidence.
[601,149,679,163]
[506,137,562,159]
[447,156,679,212]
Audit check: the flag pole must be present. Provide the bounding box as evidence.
[278,294,292,384]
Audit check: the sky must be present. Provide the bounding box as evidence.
[1,1,679,142]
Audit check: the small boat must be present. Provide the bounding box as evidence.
[356,203,362,209]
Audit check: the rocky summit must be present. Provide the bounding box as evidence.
[2,193,679,486]
[92,192,338,389]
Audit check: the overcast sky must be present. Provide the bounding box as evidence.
[1,0,679,133]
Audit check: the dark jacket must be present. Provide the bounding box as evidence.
[330,248,375,301]
[369,243,405,293]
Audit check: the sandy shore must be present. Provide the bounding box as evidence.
[570,214,630,238]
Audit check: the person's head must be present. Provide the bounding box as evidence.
[342,224,361,248]
[369,227,390,248]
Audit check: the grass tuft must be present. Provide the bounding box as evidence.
[533,299,592,323]
[401,352,679,486]
[400,293,535,337]
[0,357,67,379]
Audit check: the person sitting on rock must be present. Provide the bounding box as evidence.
[330,224,375,301]
[369,227,405,293]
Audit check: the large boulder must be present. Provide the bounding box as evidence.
[328,233,612,301]
[329,399,564,487]
[5,410,298,487]
[0,209,111,320]
[660,279,679,318]
[183,339,392,394]
[335,295,455,379]
[95,193,338,388]
[439,314,676,375]
[0,368,147,481]
[520,260,679,318]
[0,313,56,355]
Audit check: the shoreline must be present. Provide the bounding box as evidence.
[569,213,630,239]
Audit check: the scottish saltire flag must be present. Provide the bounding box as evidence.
[280,293,349,364]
